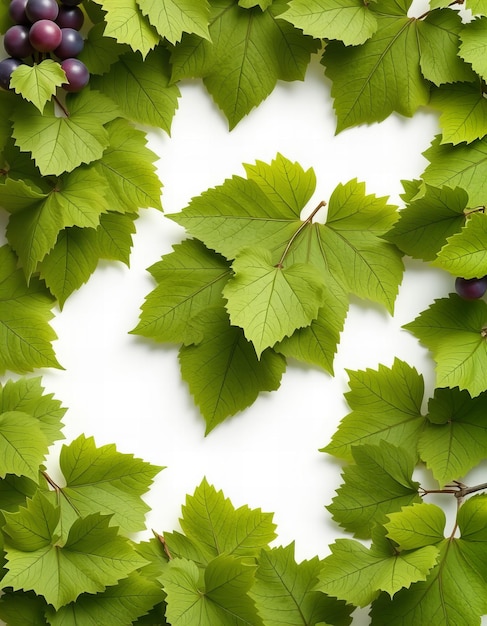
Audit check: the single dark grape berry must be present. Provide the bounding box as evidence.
[4,25,35,58]
[455,276,487,300]
[29,19,62,52]
[61,57,89,92]
[9,0,30,25]
[54,28,84,59]
[25,0,59,22]
[0,57,24,90]
[56,5,84,30]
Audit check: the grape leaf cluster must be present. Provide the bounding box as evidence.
[133,153,403,432]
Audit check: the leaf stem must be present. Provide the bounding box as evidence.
[53,94,69,118]
[153,530,174,560]
[42,471,81,516]
[420,479,487,501]
[276,200,326,268]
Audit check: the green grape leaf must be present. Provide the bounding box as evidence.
[166,478,277,565]
[422,135,487,207]
[93,118,162,213]
[45,573,164,626]
[2,491,60,552]
[327,441,421,538]
[57,434,163,534]
[0,91,16,152]
[172,155,403,314]
[416,9,475,86]
[250,543,353,626]
[91,47,180,132]
[0,475,38,515]
[10,60,66,113]
[465,0,487,13]
[3,507,147,610]
[0,177,46,212]
[91,0,160,57]
[430,83,487,145]
[0,412,49,481]
[385,184,468,261]
[0,0,11,33]
[0,245,61,374]
[371,496,487,625]
[170,0,319,128]
[161,554,262,626]
[459,17,487,80]
[95,212,137,263]
[323,11,430,132]
[10,89,120,176]
[132,240,231,344]
[404,294,487,397]
[0,590,48,626]
[137,0,211,43]
[323,359,425,462]
[223,248,326,356]
[179,307,286,432]
[433,212,487,278]
[239,0,274,8]
[275,284,349,374]
[6,165,109,279]
[384,502,446,550]
[418,387,487,486]
[78,22,129,75]
[282,0,378,45]
[317,535,439,607]
[0,377,66,445]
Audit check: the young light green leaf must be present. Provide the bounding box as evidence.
[172,478,277,564]
[45,573,164,626]
[416,9,475,86]
[10,89,119,176]
[422,135,487,207]
[430,83,487,145]
[179,308,286,432]
[0,412,49,481]
[170,0,319,128]
[161,554,262,626]
[323,359,425,461]
[7,165,109,279]
[384,502,446,550]
[283,0,377,45]
[91,0,160,57]
[58,434,163,534]
[0,377,66,445]
[433,212,487,278]
[3,512,148,610]
[317,535,439,607]
[465,0,487,13]
[137,0,211,44]
[327,441,421,538]
[385,184,468,261]
[323,12,430,132]
[95,212,137,264]
[0,245,61,374]
[93,118,162,213]
[404,294,487,397]
[10,60,66,113]
[91,47,180,132]
[250,543,353,626]
[223,248,325,356]
[418,387,487,486]
[459,17,487,80]
[132,240,231,345]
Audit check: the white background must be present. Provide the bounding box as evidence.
[1,41,481,624]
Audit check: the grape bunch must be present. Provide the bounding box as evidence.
[0,0,89,93]
[455,276,487,300]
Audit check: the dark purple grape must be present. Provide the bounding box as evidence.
[9,0,30,25]
[54,28,84,59]
[60,0,83,5]
[61,58,89,92]
[29,19,62,52]
[455,276,487,300]
[4,25,35,58]
[25,0,59,22]
[56,5,84,30]
[0,57,24,89]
